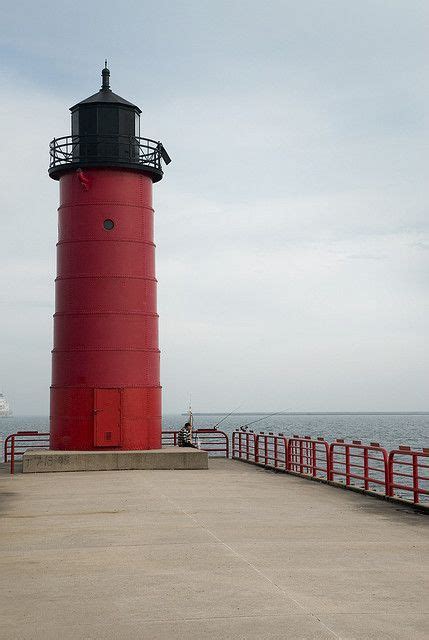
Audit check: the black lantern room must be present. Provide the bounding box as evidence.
[49,63,171,181]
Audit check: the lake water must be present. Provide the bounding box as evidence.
[1,413,427,454]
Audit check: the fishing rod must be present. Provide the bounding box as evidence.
[211,403,243,430]
[240,410,288,430]
[187,394,200,447]
[188,394,193,429]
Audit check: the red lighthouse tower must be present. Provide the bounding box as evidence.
[48,64,170,451]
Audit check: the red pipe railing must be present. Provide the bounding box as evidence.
[3,428,428,506]
[4,431,50,473]
[329,439,388,492]
[162,430,179,447]
[231,430,428,506]
[232,430,258,463]
[254,432,288,469]
[3,428,229,474]
[162,429,229,457]
[288,436,330,480]
[388,446,429,504]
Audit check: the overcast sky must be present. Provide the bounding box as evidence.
[0,1,428,415]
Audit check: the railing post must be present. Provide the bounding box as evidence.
[312,441,316,477]
[323,441,329,479]
[10,436,15,475]
[4,435,10,463]
[413,454,419,504]
[254,434,259,464]
[345,445,351,486]
[328,444,333,481]
[381,449,389,497]
[363,448,369,490]
[387,451,394,497]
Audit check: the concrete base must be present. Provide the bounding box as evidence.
[22,447,208,473]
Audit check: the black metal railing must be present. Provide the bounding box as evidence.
[49,135,168,177]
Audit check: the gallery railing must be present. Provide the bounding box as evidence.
[49,135,167,174]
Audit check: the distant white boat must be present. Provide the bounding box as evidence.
[0,393,12,417]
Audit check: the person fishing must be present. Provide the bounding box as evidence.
[177,422,197,447]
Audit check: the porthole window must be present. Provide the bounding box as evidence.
[103,219,114,230]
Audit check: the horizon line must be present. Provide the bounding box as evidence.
[179,411,429,416]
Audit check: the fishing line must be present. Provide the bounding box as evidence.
[211,402,243,429]
[240,409,288,429]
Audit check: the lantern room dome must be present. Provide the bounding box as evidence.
[70,64,141,113]
[71,88,140,112]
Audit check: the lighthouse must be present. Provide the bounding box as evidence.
[48,64,171,452]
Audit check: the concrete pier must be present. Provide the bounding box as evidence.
[0,459,428,639]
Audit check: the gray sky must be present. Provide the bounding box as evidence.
[0,1,428,414]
